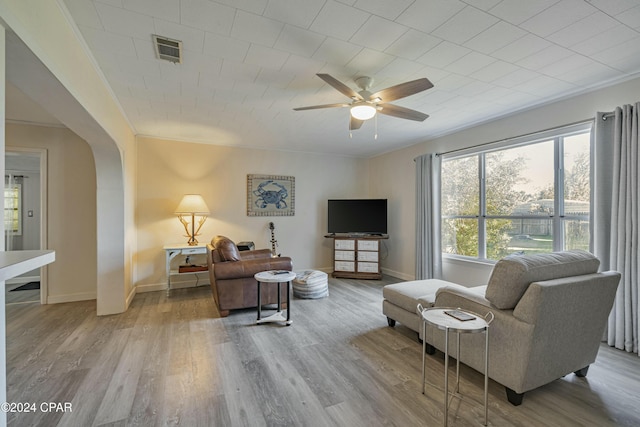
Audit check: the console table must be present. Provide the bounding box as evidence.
[163,243,208,294]
[325,234,388,279]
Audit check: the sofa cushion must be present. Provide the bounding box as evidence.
[485,250,600,309]
[212,235,241,262]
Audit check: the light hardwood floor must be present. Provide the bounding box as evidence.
[6,276,640,426]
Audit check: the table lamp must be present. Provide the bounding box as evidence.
[175,194,210,246]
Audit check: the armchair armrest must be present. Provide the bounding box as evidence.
[435,286,491,312]
[434,285,536,356]
[435,286,534,328]
[432,285,536,392]
[213,256,293,280]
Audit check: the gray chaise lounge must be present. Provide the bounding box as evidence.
[382,250,621,405]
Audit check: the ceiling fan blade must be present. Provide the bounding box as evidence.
[350,116,364,130]
[317,74,363,100]
[293,103,349,111]
[370,78,433,103]
[378,104,429,121]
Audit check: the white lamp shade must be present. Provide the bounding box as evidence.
[350,103,377,120]
[175,194,210,215]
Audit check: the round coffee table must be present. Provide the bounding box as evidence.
[254,270,295,325]
[419,305,493,427]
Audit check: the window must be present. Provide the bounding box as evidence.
[4,182,22,235]
[442,124,591,261]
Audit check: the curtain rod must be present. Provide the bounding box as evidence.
[601,111,615,120]
[435,118,594,157]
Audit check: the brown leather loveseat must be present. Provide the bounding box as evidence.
[207,235,293,317]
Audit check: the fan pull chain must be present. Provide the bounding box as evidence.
[374,113,378,140]
[349,117,353,139]
[349,114,353,138]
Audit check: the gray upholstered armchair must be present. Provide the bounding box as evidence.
[425,250,620,405]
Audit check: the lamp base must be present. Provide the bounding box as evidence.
[177,212,207,247]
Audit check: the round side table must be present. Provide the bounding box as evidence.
[254,270,296,326]
[419,305,493,427]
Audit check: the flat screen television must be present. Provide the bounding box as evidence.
[327,199,387,235]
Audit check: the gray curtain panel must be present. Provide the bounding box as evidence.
[593,103,640,355]
[414,153,442,280]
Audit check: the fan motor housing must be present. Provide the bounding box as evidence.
[355,76,373,90]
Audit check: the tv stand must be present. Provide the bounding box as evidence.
[325,234,388,280]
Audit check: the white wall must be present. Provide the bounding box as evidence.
[6,123,97,302]
[368,143,425,281]
[135,137,369,291]
[1,0,137,315]
[15,171,40,253]
[370,75,640,284]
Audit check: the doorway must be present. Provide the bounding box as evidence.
[4,148,48,305]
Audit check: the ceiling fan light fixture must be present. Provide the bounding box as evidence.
[293,74,433,129]
[350,104,377,120]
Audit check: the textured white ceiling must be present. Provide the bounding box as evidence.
[57,0,640,157]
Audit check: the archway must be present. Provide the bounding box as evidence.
[4,30,128,315]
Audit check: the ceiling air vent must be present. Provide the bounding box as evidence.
[153,35,182,63]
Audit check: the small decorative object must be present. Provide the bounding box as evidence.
[269,222,280,257]
[237,241,255,251]
[247,174,295,216]
[178,265,208,273]
[175,194,210,246]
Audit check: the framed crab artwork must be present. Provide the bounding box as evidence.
[247,174,295,216]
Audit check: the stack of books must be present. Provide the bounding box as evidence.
[178,265,208,273]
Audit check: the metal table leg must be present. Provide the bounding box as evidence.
[422,318,426,394]
[456,332,461,394]
[277,281,281,311]
[286,280,291,323]
[484,327,489,426]
[444,327,449,427]
[257,280,262,321]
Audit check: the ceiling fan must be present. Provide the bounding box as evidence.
[293,73,434,131]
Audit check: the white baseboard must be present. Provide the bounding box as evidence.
[299,267,411,281]
[125,284,136,308]
[136,278,211,293]
[47,291,96,304]
[135,283,165,293]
